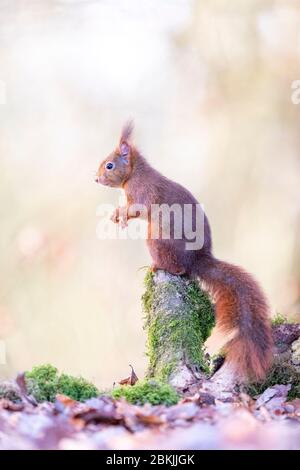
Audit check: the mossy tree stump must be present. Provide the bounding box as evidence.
[142,270,215,389]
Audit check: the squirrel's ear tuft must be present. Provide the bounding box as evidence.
[119,120,134,159]
[120,120,134,143]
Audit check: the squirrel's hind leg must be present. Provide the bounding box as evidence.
[147,240,187,276]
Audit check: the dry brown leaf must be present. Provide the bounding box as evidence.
[55,394,78,408]
[118,364,138,386]
[284,398,300,415]
[0,398,24,411]
[16,373,38,406]
[135,410,165,426]
[73,397,123,426]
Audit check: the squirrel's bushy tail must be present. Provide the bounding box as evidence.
[195,257,273,381]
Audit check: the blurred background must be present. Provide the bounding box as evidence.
[0,0,299,388]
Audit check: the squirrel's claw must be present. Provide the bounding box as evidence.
[119,217,128,229]
[110,212,119,224]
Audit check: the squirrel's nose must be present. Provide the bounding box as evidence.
[95,176,100,183]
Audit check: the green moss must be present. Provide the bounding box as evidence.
[157,360,177,382]
[25,364,99,402]
[111,380,179,406]
[247,358,300,400]
[272,313,288,326]
[142,270,155,314]
[186,281,215,342]
[142,270,215,381]
[58,374,99,402]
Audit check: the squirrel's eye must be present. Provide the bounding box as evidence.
[106,162,115,170]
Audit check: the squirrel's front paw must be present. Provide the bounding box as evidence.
[110,207,128,228]
[110,209,120,224]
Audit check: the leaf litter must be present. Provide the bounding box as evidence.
[0,372,300,450]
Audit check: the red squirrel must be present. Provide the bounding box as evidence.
[95,122,273,381]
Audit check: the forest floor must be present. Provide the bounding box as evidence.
[0,379,300,450]
[0,322,299,450]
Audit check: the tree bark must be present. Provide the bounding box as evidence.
[142,270,215,390]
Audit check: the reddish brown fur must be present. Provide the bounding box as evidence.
[199,259,273,380]
[95,123,273,381]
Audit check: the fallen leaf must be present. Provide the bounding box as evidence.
[165,403,199,422]
[73,397,123,426]
[0,399,24,411]
[284,398,300,415]
[256,387,281,408]
[132,404,166,426]
[16,373,38,406]
[118,364,138,386]
[256,385,291,414]
[55,394,78,408]
[197,392,216,406]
